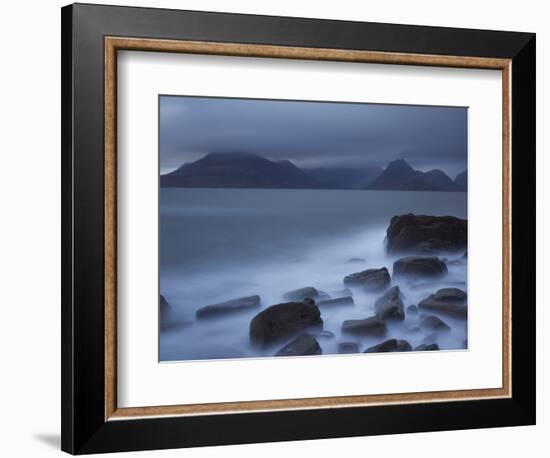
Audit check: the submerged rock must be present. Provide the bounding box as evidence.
[275,334,322,357]
[250,301,323,346]
[414,343,440,351]
[317,296,354,308]
[407,304,418,314]
[393,256,448,279]
[342,316,387,337]
[283,287,328,302]
[374,286,405,321]
[418,288,468,319]
[160,294,171,315]
[346,257,366,263]
[364,339,412,353]
[386,214,467,253]
[343,267,390,291]
[419,315,451,332]
[196,295,261,319]
[338,342,360,354]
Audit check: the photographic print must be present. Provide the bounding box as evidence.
[159,95,468,362]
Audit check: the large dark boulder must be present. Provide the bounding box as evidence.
[393,256,448,279]
[374,286,405,321]
[364,339,412,353]
[250,301,323,346]
[196,295,261,319]
[275,334,322,357]
[343,267,390,292]
[283,287,328,302]
[342,316,387,337]
[418,288,468,319]
[386,214,467,253]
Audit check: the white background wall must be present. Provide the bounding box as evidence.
[0,0,545,456]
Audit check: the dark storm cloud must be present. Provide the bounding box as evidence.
[160,95,467,178]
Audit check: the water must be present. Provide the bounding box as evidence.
[159,188,467,361]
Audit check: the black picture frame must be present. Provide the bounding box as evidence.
[61,3,536,454]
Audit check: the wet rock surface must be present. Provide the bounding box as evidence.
[342,316,387,337]
[283,287,328,302]
[275,334,322,357]
[374,286,405,321]
[317,296,354,307]
[196,295,261,319]
[393,256,448,279]
[386,214,467,253]
[343,267,391,291]
[418,288,468,319]
[364,338,412,353]
[419,315,451,332]
[250,300,323,346]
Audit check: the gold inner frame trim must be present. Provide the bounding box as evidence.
[104,36,512,421]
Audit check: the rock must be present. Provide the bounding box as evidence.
[343,267,390,291]
[364,339,412,353]
[418,288,468,319]
[342,316,387,337]
[338,342,360,354]
[283,287,328,302]
[432,288,467,303]
[196,295,261,319]
[374,286,405,321]
[419,315,451,332]
[407,304,418,314]
[346,257,366,263]
[407,325,421,333]
[331,288,353,297]
[386,214,467,253]
[317,296,355,307]
[393,256,448,279]
[275,334,322,357]
[250,301,323,346]
[414,343,440,351]
[422,333,439,345]
[160,294,171,314]
[314,331,335,339]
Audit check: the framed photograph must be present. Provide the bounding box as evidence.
[61,3,536,454]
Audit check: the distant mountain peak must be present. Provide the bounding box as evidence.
[368,159,460,192]
[386,158,413,171]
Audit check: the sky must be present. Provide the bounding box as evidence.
[159,95,468,178]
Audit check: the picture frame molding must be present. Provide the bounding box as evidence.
[62,3,535,454]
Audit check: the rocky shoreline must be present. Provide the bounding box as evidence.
[161,213,468,358]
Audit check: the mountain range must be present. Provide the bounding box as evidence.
[161,153,467,192]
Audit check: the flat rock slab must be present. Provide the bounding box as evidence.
[250,301,323,346]
[343,267,390,291]
[275,334,322,357]
[196,295,261,319]
[386,214,467,253]
[393,256,448,279]
[342,316,387,337]
[317,296,354,308]
[364,338,412,353]
[283,287,328,302]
